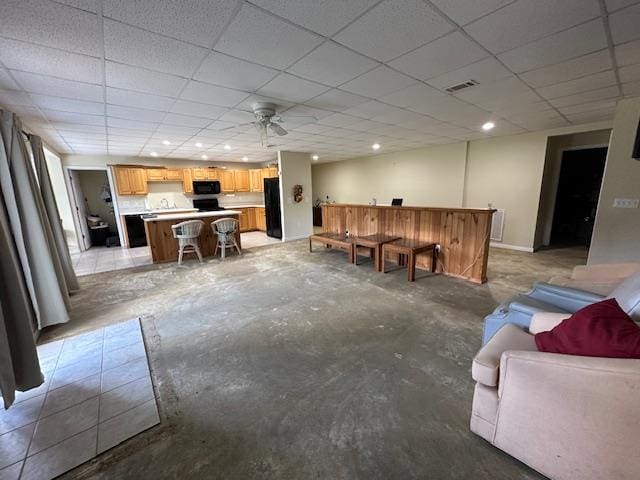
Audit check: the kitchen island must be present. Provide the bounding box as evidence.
[143,210,241,263]
[321,203,496,283]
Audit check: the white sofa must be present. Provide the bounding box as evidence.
[470,313,640,480]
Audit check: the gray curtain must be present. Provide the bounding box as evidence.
[30,135,79,292]
[0,192,43,408]
[0,109,70,330]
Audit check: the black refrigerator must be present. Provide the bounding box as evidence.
[264,177,282,239]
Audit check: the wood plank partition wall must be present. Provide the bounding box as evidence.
[321,204,496,283]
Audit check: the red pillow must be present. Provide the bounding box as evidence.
[535,298,640,358]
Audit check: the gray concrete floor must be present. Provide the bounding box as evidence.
[40,242,587,480]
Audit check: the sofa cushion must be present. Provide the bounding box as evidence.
[535,298,640,358]
[608,271,640,321]
[473,324,537,387]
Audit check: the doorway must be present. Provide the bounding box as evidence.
[549,147,607,247]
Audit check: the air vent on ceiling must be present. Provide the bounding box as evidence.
[444,79,479,93]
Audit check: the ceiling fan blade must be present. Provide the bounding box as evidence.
[269,122,288,136]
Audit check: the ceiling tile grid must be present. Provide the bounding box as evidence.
[0,0,636,162]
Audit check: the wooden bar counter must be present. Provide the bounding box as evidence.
[143,210,241,263]
[321,204,496,283]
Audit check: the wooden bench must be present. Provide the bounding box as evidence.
[309,233,355,263]
[382,239,437,282]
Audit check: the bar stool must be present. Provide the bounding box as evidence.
[382,239,437,282]
[212,218,241,259]
[171,220,204,265]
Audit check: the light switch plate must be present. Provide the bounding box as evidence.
[613,198,640,208]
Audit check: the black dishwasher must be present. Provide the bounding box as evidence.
[124,215,147,247]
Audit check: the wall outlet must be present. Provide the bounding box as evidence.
[613,198,640,209]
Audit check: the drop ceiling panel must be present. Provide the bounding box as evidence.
[1,0,101,56]
[609,3,640,44]
[107,117,159,131]
[215,5,323,69]
[605,0,640,11]
[12,71,101,103]
[169,100,227,120]
[430,0,514,26]
[43,110,105,126]
[163,113,211,128]
[558,99,618,115]
[498,20,608,73]
[390,32,488,80]
[0,90,34,106]
[30,94,103,115]
[622,81,640,96]
[342,100,399,119]
[426,57,514,92]
[304,89,368,112]
[455,77,540,111]
[620,63,640,83]
[104,21,208,77]
[106,87,174,111]
[256,74,330,103]
[103,0,239,47]
[0,38,102,84]
[379,83,449,109]
[548,85,621,108]
[105,62,188,97]
[287,42,378,87]
[340,66,416,98]
[180,81,249,107]
[519,50,613,88]
[465,0,601,54]
[250,0,378,36]
[0,70,18,90]
[334,0,453,62]
[615,39,640,66]
[194,52,278,92]
[107,105,164,122]
[536,70,618,99]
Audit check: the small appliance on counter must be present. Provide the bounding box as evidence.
[193,180,221,195]
[193,198,225,212]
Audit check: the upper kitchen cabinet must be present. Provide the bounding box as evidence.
[249,169,263,192]
[262,166,278,179]
[183,168,193,194]
[192,167,218,180]
[146,168,183,182]
[234,170,250,192]
[219,169,235,192]
[114,166,148,195]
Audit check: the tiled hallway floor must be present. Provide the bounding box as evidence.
[71,247,152,276]
[241,231,281,249]
[0,319,159,480]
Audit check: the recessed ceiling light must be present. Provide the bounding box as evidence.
[150,152,158,157]
[195,142,203,148]
[242,156,248,162]
[312,154,319,161]
[482,122,495,131]
[372,143,381,151]
[162,140,171,145]
[201,154,208,160]
[223,144,231,151]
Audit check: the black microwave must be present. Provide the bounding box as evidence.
[193,181,221,195]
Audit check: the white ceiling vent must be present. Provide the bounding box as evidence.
[444,79,479,93]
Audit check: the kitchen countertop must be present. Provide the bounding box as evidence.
[142,210,241,222]
[121,208,198,216]
[221,204,265,209]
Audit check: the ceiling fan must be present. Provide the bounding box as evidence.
[221,102,312,147]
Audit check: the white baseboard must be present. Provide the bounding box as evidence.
[490,242,534,253]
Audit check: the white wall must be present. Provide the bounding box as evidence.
[589,98,640,264]
[43,148,77,248]
[279,151,313,241]
[312,121,612,250]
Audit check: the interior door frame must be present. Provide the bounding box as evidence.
[546,143,609,247]
[63,165,125,250]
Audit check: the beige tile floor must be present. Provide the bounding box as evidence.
[71,232,280,276]
[0,319,159,480]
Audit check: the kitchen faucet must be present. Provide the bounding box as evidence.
[160,198,169,209]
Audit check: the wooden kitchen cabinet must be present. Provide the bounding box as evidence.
[114,166,148,195]
[205,168,218,180]
[146,168,183,182]
[249,169,263,192]
[182,168,193,193]
[219,169,235,192]
[165,168,183,181]
[255,207,266,231]
[192,168,207,180]
[233,170,250,192]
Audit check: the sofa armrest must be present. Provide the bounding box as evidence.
[572,263,640,281]
[528,312,570,334]
[531,282,605,303]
